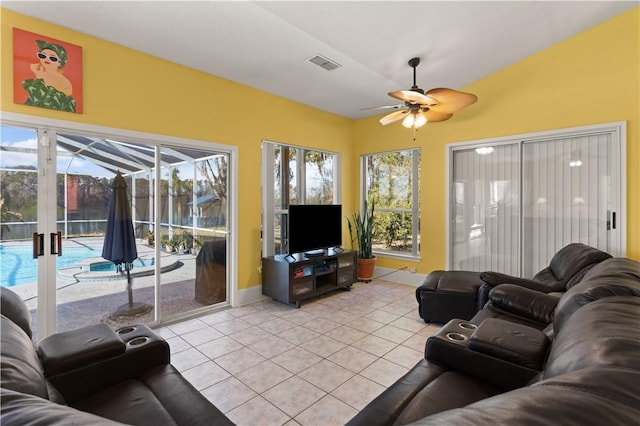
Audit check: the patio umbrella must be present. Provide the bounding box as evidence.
[102,171,148,316]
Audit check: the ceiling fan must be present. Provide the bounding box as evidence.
[378,57,478,129]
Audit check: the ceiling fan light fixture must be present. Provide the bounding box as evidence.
[414,113,427,128]
[401,114,415,128]
[402,112,427,129]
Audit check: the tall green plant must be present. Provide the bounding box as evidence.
[347,199,375,259]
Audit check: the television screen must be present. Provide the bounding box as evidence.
[288,204,342,255]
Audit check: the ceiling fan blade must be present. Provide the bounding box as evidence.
[388,90,437,106]
[423,109,453,123]
[425,88,478,114]
[379,110,408,126]
[361,104,404,111]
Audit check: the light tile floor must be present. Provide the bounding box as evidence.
[155,280,441,426]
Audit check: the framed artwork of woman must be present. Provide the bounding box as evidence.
[13,28,83,113]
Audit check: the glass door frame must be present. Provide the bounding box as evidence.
[36,128,59,338]
[445,121,627,272]
[1,112,238,338]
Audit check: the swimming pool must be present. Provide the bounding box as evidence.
[0,243,103,287]
[89,258,155,272]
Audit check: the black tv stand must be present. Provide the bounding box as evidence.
[262,249,357,308]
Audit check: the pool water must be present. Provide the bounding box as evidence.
[0,243,102,287]
[89,258,154,272]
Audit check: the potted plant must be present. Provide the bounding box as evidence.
[347,199,376,281]
[161,232,182,253]
[192,238,203,256]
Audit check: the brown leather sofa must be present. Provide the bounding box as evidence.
[416,242,612,324]
[476,242,613,309]
[473,256,640,334]
[348,257,640,425]
[0,287,234,426]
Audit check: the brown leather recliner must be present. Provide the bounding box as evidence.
[472,256,640,334]
[477,242,612,308]
[416,243,612,324]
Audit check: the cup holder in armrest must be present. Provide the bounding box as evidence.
[117,326,137,335]
[446,332,468,342]
[114,324,166,357]
[458,322,477,331]
[427,318,476,364]
[127,336,150,346]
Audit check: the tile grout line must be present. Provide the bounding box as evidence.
[161,280,440,425]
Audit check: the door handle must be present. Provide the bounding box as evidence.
[33,232,44,258]
[612,212,616,230]
[50,231,62,256]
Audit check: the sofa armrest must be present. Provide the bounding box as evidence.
[45,325,170,403]
[425,319,540,390]
[489,284,561,324]
[37,324,126,377]
[468,318,550,370]
[480,271,552,292]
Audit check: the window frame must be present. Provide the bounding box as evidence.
[1,111,239,336]
[445,121,626,272]
[261,140,341,257]
[361,148,421,260]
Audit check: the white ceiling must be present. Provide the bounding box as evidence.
[3,1,637,119]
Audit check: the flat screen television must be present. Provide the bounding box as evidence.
[288,204,342,255]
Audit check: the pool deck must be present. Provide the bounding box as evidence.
[58,249,180,283]
[4,238,216,337]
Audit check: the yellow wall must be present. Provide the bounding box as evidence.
[2,6,638,290]
[354,6,639,272]
[0,8,356,291]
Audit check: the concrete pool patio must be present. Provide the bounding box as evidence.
[4,238,224,338]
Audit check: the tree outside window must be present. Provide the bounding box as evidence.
[263,142,340,256]
[363,149,420,257]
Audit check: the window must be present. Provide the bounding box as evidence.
[262,141,341,256]
[362,148,420,258]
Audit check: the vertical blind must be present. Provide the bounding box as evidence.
[451,143,520,275]
[522,133,611,277]
[450,126,620,278]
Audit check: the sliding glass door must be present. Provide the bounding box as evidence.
[158,147,229,320]
[450,143,520,274]
[1,120,233,339]
[521,132,616,277]
[1,125,47,335]
[448,123,624,277]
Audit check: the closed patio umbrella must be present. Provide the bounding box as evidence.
[102,171,149,316]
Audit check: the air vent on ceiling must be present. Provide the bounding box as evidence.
[307,55,341,71]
